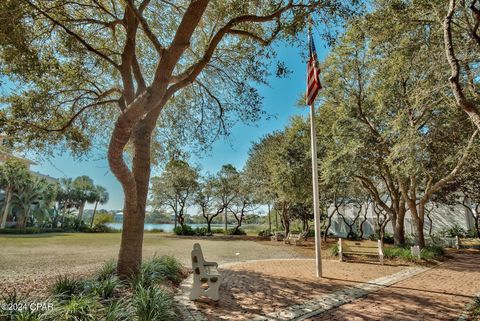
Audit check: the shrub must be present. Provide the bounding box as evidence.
[210,228,224,234]
[92,276,122,300]
[132,286,175,321]
[0,227,67,234]
[44,295,103,321]
[369,232,395,244]
[104,298,133,321]
[76,223,117,233]
[78,224,92,233]
[420,245,444,260]
[93,213,114,226]
[173,225,215,236]
[153,256,185,285]
[258,230,272,237]
[383,245,445,261]
[466,228,479,238]
[131,256,185,288]
[52,275,85,300]
[96,260,117,282]
[89,223,116,233]
[0,291,43,320]
[173,225,195,236]
[145,228,164,233]
[383,233,395,244]
[226,228,246,235]
[383,246,414,261]
[11,256,184,321]
[472,296,480,318]
[439,224,466,238]
[329,243,339,257]
[193,227,210,236]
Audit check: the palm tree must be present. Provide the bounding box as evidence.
[0,159,31,228]
[72,176,96,226]
[56,178,80,227]
[90,185,109,228]
[11,178,54,228]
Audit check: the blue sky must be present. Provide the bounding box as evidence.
[27,35,330,211]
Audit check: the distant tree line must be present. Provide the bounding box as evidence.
[149,159,261,235]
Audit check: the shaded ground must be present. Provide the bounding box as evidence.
[305,250,480,321]
[0,232,312,296]
[188,259,405,320]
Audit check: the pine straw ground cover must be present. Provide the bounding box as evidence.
[0,256,187,321]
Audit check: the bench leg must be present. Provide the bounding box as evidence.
[379,255,384,265]
[205,280,221,301]
[189,278,221,301]
[189,280,202,301]
[339,251,343,262]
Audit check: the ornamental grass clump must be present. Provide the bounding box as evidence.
[132,285,176,321]
[1,256,185,320]
[51,275,85,301]
[131,256,186,289]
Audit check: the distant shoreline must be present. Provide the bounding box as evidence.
[106,223,236,232]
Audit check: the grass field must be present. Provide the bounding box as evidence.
[0,233,311,283]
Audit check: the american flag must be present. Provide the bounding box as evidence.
[306,29,322,106]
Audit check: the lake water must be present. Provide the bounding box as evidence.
[106,223,233,232]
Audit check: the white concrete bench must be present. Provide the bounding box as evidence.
[339,238,384,265]
[284,231,308,246]
[189,243,221,301]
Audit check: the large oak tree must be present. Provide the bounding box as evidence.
[0,0,358,276]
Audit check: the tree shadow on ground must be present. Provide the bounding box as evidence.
[191,252,480,321]
[192,268,367,320]
[307,286,471,321]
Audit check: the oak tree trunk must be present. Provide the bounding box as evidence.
[115,126,152,277]
[393,212,406,246]
[207,218,212,234]
[224,209,228,232]
[412,216,426,248]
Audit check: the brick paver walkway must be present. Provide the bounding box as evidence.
[306,251,480,321]
[177,251,480,321]
[176,259,406,320]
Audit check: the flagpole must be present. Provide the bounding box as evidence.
[309,101,322,278]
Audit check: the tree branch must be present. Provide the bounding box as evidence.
[423,129,479,203]
[444,0,480,116]
[24,0,120,69]
[163,1,299,99]
[126,0,164,55]
[25,99,117,132]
